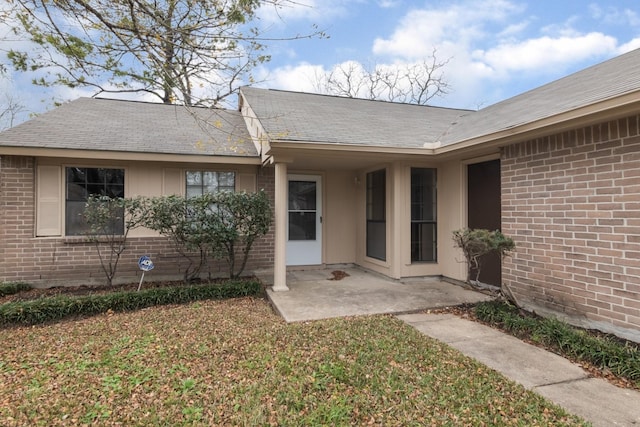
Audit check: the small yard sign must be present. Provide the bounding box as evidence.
[138,255,155,271]
[137,255,154,291]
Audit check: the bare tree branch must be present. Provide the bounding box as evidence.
[317,49,451,105]
[0,92,25,130]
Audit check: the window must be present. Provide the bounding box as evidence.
[65,167,125,236]
[411,168,437,262]
[186,171,235,197]
[366,169,386,261]
[288,180,317,241]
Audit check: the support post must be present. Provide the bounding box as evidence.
[273,162,289,291]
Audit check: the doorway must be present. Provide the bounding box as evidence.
[467,159,501,286]
[287,175,322,266]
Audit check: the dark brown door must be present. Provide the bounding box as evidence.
[467,159,501,286]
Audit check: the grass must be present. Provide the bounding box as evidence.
[0,297,587,426]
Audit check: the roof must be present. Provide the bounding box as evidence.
[242,48,640,150]
[240,86,471,149]
[0,97,257,157]
[443,47,640,145]
[3,48,640,157]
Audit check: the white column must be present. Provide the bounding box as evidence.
[273,162,289,291]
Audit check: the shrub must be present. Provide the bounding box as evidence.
[0,282,32,297]
[475,301,640,386]
[142,191,273,282]
[141,195,211,283]
[0,280,262,327]
[204,190,272,278]
[452,228,515,285]
[84,196,146,286]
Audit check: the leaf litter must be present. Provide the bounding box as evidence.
[0,297,587,426]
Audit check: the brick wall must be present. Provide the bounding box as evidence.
[501,115,640,341]
[0,156,275,286]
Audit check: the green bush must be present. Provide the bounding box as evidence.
[475,301,640,385]
[0,280,262,327]
[0,282,32,297]
[142,191,273,282]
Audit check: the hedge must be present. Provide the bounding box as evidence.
[0,280,262,327]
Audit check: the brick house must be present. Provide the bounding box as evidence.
[2,48,640,341]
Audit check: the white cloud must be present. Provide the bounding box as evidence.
[473,33,618,74]
[618,37,640,54]
[258,62,328,93]
[372,0,524,60]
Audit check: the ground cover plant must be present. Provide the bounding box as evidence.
[0,280,261,327]
[0,282,31,297]
[0,297,587,426]
[473,300,640,390]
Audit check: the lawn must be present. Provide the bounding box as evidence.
[0,297,587,426]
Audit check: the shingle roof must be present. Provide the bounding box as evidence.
[240,86,470,149]
[443,47,640,145]
[0,97,257,157]
[242,48,640,149]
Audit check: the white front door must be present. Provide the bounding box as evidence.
[287,175,322,266]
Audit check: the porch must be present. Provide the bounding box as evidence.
[259,266,491,322]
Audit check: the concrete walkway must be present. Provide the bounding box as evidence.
[399,313,640,427]
[263,266,640,426]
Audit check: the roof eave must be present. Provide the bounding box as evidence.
[435,91,640,155]
[267,140,438,156]
[0,147,262,164]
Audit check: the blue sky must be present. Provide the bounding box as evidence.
[255,0,640,109]
[2,0,640,126]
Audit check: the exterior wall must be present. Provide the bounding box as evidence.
[354,161,458,279]
[0,156,275,286]
[502,114,640,341]
[324,171,357,264]
[438,160,467,282]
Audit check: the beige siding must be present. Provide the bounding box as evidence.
[324,171,357,264]
[237,172,256,192]
[163,168,183,195]
[437,160,467,282]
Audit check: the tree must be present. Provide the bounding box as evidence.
[452,228,517,303]
[84,195,146,286]
[314,49,450,105]
[7,0,322,107]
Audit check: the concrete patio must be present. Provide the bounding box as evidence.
[260,266,491,322]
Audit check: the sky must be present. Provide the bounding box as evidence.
[2,0,640,127]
